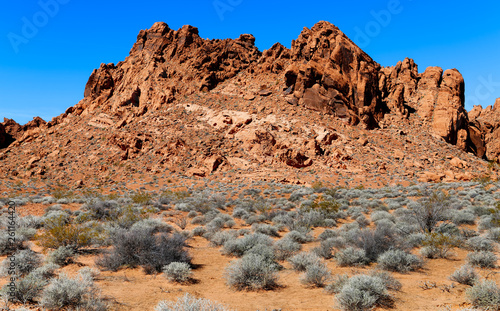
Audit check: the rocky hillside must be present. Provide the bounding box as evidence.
[0,21,497,187]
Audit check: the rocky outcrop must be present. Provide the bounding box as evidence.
[74,22,261,117]
[0,118,47,149]
[70,20,478,153]
[5,20,492,162]
[379,59,469,151]
[284,21,381,128]
[468,99,500,161]
[254,43,291,74]
[2,118,23,141]
[281,21,470,147]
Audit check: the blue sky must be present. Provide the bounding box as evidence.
[1,1,500,124]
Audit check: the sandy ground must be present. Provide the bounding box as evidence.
[1,196,498,310]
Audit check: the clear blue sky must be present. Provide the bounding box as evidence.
[1,1,500,124]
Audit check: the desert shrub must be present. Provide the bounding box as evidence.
[324,218,337,227]
[206,217,226,233]
[130,218,174,234]
[0,230,29,255]
[288,252,321,272]
[141,232,191,274]
[225,219,236,228]
[466,251,498,268]
[452,210,476,225]
[0,262,56,303]
[347,225,403,262]
[434,222,461,236]
[274,238,301,261]
[355,215,370,228]
[325,274,349,294]
[237,229,251,236]
[243,243,281,272]
[289,188,314,202]
[303,196,340,217]
[46,246,75,266]
[335,247,369,267]
[488,228,500,242]
[368,270,402,291]
[15,226,37,241]
[406,190,452,233]
[347,206,366,219]
[318,229,338,240]
[466,236,495,252]
[312,238,342,260]
[406,233,426,248]
[420,233,461,259]
[225,253,279,290]
[209,230,238,247]
[300,261,331,287]
[131,191,152,205]
[115,204,156,229]
[32,263,59,279]
[191,215,206,225]
[252,223,280,237]
[284,230,313,243]
[37,214,96,250]
[479,216,495,231]
[6,272,48,304]
[40,272,107,310]
[192,226,206,237]
[20,214,42,229]
[232,207,250,219]
[82,199,120,221]
[461,228,480,240]
[298,210,328,228]
[96,228,190,273]
[155,293,232,311]
[450,265,479,286]
[163,262,192,283]
[222,233,273,257]
[245,214,267,225]
[466,280,500,310]
[0,249,42,277]
[371,211,395,223]
[336,274,394,311]
[377,249,423,273]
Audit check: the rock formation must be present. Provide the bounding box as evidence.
[0,117,47,149]
[468,99,500,160]
[1,19,498,187]
[379,59,470,151]
[284,21,381,128]
[73,22,261,118]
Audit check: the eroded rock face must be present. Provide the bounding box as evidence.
[0,117,48,149]
[6,20,490,162]
[284,21,381,128]
[1,118,23,149]
[74,20,477,150]
[76,22,261,117]
[2,118,23,141]
[379,60,469,150]
[468,100,500,161]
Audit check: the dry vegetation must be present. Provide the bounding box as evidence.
[1,179,500,310]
